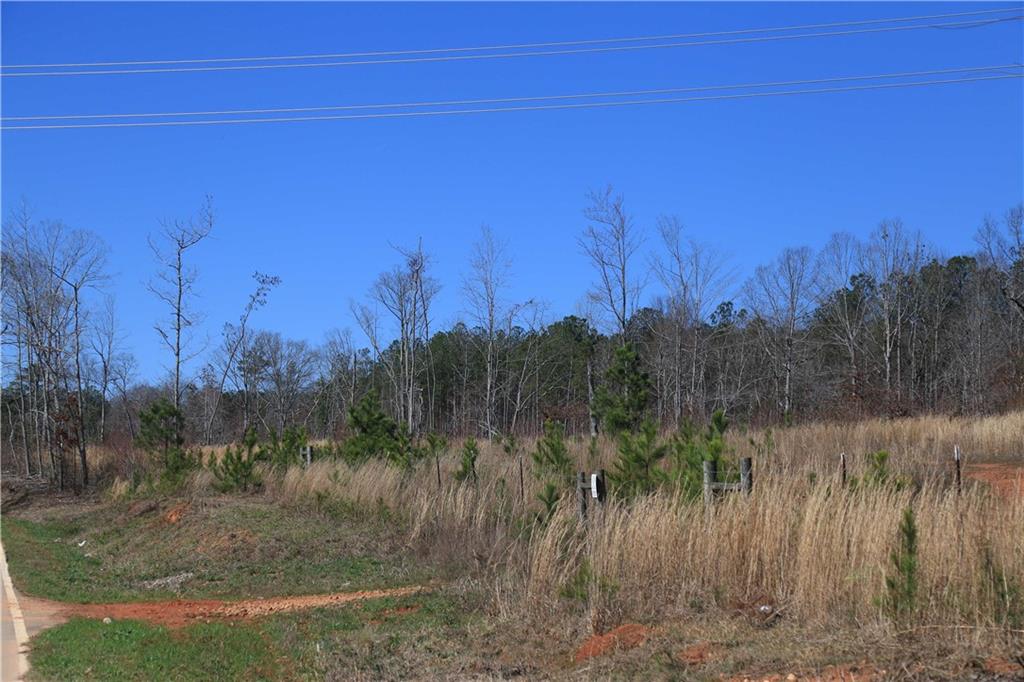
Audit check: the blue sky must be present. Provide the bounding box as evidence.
[2,2,1022,383]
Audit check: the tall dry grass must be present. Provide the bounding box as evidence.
[259,411,1024,635]
[514,475,1023,631]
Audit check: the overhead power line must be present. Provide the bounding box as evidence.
[2,6,1017,70]
[3,72,1019,131]
[2,14,1021,78]
[4,64,1018,122]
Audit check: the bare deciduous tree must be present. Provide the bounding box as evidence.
[148,196,213,435]
[977,203,1024,320]
[745,246,817,417]
[580,186,645,339]
[464,225,511,439]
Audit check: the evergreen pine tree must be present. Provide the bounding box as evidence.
[594,343,652,435]
[609,420,667,499]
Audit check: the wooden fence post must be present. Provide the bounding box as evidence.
[577,471,588,522]
[703,460,717,506]
[740,457,753,495]
[839,451,847,487]
[519,454,525,504]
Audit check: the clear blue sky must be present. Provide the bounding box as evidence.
[3,2,1022,383]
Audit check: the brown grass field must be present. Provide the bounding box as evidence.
[30,410,1024,678]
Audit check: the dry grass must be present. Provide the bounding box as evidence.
[515,477,1023,630]
[255,412,1024,645]
[84,410,1024,652]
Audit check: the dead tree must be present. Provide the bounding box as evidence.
[148,196,213,439]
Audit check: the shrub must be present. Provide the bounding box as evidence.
[883,506,918,622]
[609,420,667,499]
[454,437,479,483]
[136,398,198,485]
[853,450,910,491]
[210,430,262,493]
[256,426,307,470]
[341,390,409,466]
[593,343,652,435]
[531,420,573,485]
[667,410,730,499]
[536,481,560,526]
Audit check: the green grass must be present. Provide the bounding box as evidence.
[27,618,279,681]
[5,492,479,680]
[26,593,476,681]
[2,497,430,603]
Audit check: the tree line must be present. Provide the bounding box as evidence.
[2,190,1022,488]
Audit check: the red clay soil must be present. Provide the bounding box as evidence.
[62,586,427,628]
[965,463,1024,500]
[675,640,718,666]
[982,656,1024,676]
[368,604,421,625]
[574,623,651,664]
[162,502,189,525]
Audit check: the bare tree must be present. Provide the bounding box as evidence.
[89,296,122,444]
[579,186,645,339]
[355,241,438,434]
[464,225,511,438]
[654,216,731,423]
[814,233,871,404]
[203,272,281,442]
[260,332,319,434]
[862,220,925,407]
[111,352,139,439]
[744,246,817,417]
[148,196,213,437]
[977,203,1024,320]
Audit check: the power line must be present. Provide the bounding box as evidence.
[4,64,1019,122]
[3,73,1019,130]
[2,6,1017,70]
[3,15,1021,78]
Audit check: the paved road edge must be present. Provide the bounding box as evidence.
[1,539,30,680]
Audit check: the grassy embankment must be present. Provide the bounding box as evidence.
[4,410,1023,679]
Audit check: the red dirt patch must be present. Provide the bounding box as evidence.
[368,604,421,625]
[675,640,717,666]
[982,656,1024,676]
[62,586,428,628]
[162,502,189,524]
[574,623,651,664]
[966,463,1024,500]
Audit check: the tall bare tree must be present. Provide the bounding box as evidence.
[464,225,511,438]
[862,219,924,407]
[745,246,817,417]
[579,186,645,339]
[148,196,213,438]
[203,272,280,442]
[977,203,1024,320]
[654,216,731,423]
[89,295,121,444]
[355,241,438,434]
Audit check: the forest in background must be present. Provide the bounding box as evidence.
[2,189,1022,488]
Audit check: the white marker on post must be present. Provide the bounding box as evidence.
[591,473,599,498]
